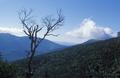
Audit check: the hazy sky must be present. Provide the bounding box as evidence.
[0,0,119,44]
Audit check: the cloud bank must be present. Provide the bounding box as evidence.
[65,18,116,41]
[0,27,24,36]
[0,18,117,44]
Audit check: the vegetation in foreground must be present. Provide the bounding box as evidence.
[0,60,17,78]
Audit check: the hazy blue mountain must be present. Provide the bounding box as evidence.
[55,41,75,46]
[0,33,65,61]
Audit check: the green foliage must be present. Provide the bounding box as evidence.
[0,60,17,78]
[15,37,120,78]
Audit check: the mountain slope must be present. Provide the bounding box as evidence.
[82,39,99,44]
[0,33,65,61]
[15,37,120,78]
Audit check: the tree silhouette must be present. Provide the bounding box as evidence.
[18,9,64,78]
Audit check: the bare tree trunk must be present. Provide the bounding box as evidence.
[27,40,37,78]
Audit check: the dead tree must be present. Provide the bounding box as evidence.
[18,9,64,78]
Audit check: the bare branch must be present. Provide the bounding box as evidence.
[18,9,33,21]
[42,9,64,34]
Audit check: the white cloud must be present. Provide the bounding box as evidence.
[51,18,116,44]
[0,27,24,36]
[65,18,115,40]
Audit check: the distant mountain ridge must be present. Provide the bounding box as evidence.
[0,33,65,61]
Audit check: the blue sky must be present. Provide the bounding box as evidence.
[0,0,120,44]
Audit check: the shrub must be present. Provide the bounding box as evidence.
[0,60,17,78]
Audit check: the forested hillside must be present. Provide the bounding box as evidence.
[15,37,120,78]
